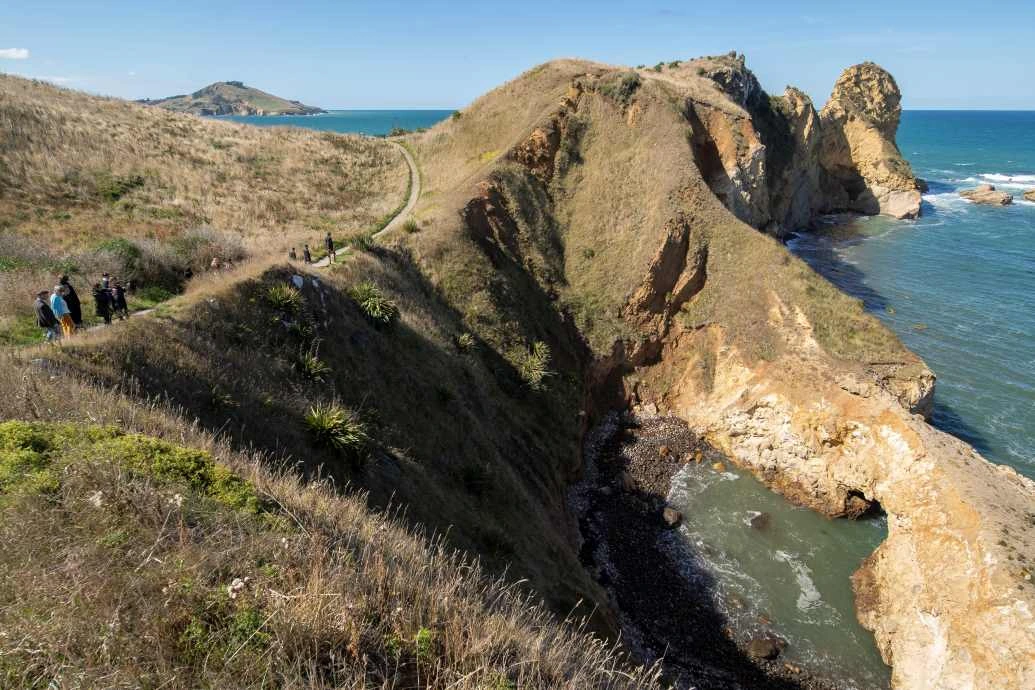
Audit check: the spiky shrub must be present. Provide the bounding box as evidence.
[347,234,374,252]
[349,281,399,326]
[304,403,369,460]
[297,342,331,382]
[402,218,420,234]
[264,284,302,313]
[455,332,475,353]
[516,341,553,391]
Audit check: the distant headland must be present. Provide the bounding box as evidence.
[138,80,324,116]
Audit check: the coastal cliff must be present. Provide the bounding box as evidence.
[402,56,1034,689]
[819,63,922,219]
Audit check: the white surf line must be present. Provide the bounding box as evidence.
[313,140,419,268]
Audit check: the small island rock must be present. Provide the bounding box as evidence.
[959,184,1013,206]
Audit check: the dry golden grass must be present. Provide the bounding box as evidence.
[0,364,661,689]
[0,73,407,250]
[0,73,408,342]
[401,58,913,367]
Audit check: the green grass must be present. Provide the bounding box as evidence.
[0,421,262,513]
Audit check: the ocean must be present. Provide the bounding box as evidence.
[216,109,453,136]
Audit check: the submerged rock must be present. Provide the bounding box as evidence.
[960,184,1013,206]
[748,511,771,531]
[746,635,787,660]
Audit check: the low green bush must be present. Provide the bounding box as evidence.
[304,403,369,460]
[516,341,553,391]
[264,284,303,313]
[349,281,399,326]
[402,218,420,234]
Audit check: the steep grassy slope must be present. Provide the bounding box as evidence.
[0,74,406,340]
[0,404,658,688]
[402,58,920,391]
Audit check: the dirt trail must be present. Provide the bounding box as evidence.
[315,140,419,268]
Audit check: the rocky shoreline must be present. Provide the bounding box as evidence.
[571,411,858,690]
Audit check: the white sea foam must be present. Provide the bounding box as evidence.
[923,192,969,211]
[774,550,825,613]
[743,510,763,527]
[979,173,1035,183]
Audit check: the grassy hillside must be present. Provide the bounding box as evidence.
[0,74,406,342]
[0,58,932,688]
[0,399,659,688]
[403,58,914,371]
[144,80,324,116]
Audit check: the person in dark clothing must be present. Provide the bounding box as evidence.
[34,290,60,342]
[112,281,129,319]
[93,283,113,325]
[58,275,82,328]
[324,232,336,263]
[101,272,111,290]
[303,244,312,264]
[125,279,136,294]
[289,247,298,261]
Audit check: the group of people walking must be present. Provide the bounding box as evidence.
[33,273,130,342]
[289,232,336,265]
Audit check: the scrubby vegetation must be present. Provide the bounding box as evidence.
[349,280,399,325]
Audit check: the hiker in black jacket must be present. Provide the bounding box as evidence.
[34,290,60,342]
[303,244,312,264]
[112,281,129,320]
[59,275,82,328]
[93,283,113,325]
[324,232,336,263]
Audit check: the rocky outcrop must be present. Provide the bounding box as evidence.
[683,56,919,234]
[1025,189,1035,202]
[960,184,1014,205]
[633,310,1035,689]
[818,63,922,219]
[142,81,324,116]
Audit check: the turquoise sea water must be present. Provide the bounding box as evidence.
[217,109,452,135]
[792,111,1035,479]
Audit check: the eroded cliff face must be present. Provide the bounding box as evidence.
[819,63,922,219]
[409,57,1033,690]
[684,56,921,233]
[633,315,1035,689]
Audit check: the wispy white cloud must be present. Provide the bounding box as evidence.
[128,71,137,77]
[0,48,30,60]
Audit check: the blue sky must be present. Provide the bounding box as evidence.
[2,0,1033,109]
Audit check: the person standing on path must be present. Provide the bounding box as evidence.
[112,281,129,320]
[34,291,60,342]
[50,285,74,338]
[59,275,82,330]
[324,232,336,263]
[101,272,111,290]
[303,244,312,264]
[289,247,298,261]
[93,282,113,325]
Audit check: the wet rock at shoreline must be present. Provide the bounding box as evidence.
[959,184,1013,205]
[747,635,788,660]
[662,506,683,528]
[749,511,772,531]
[1024,189,1035,202]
